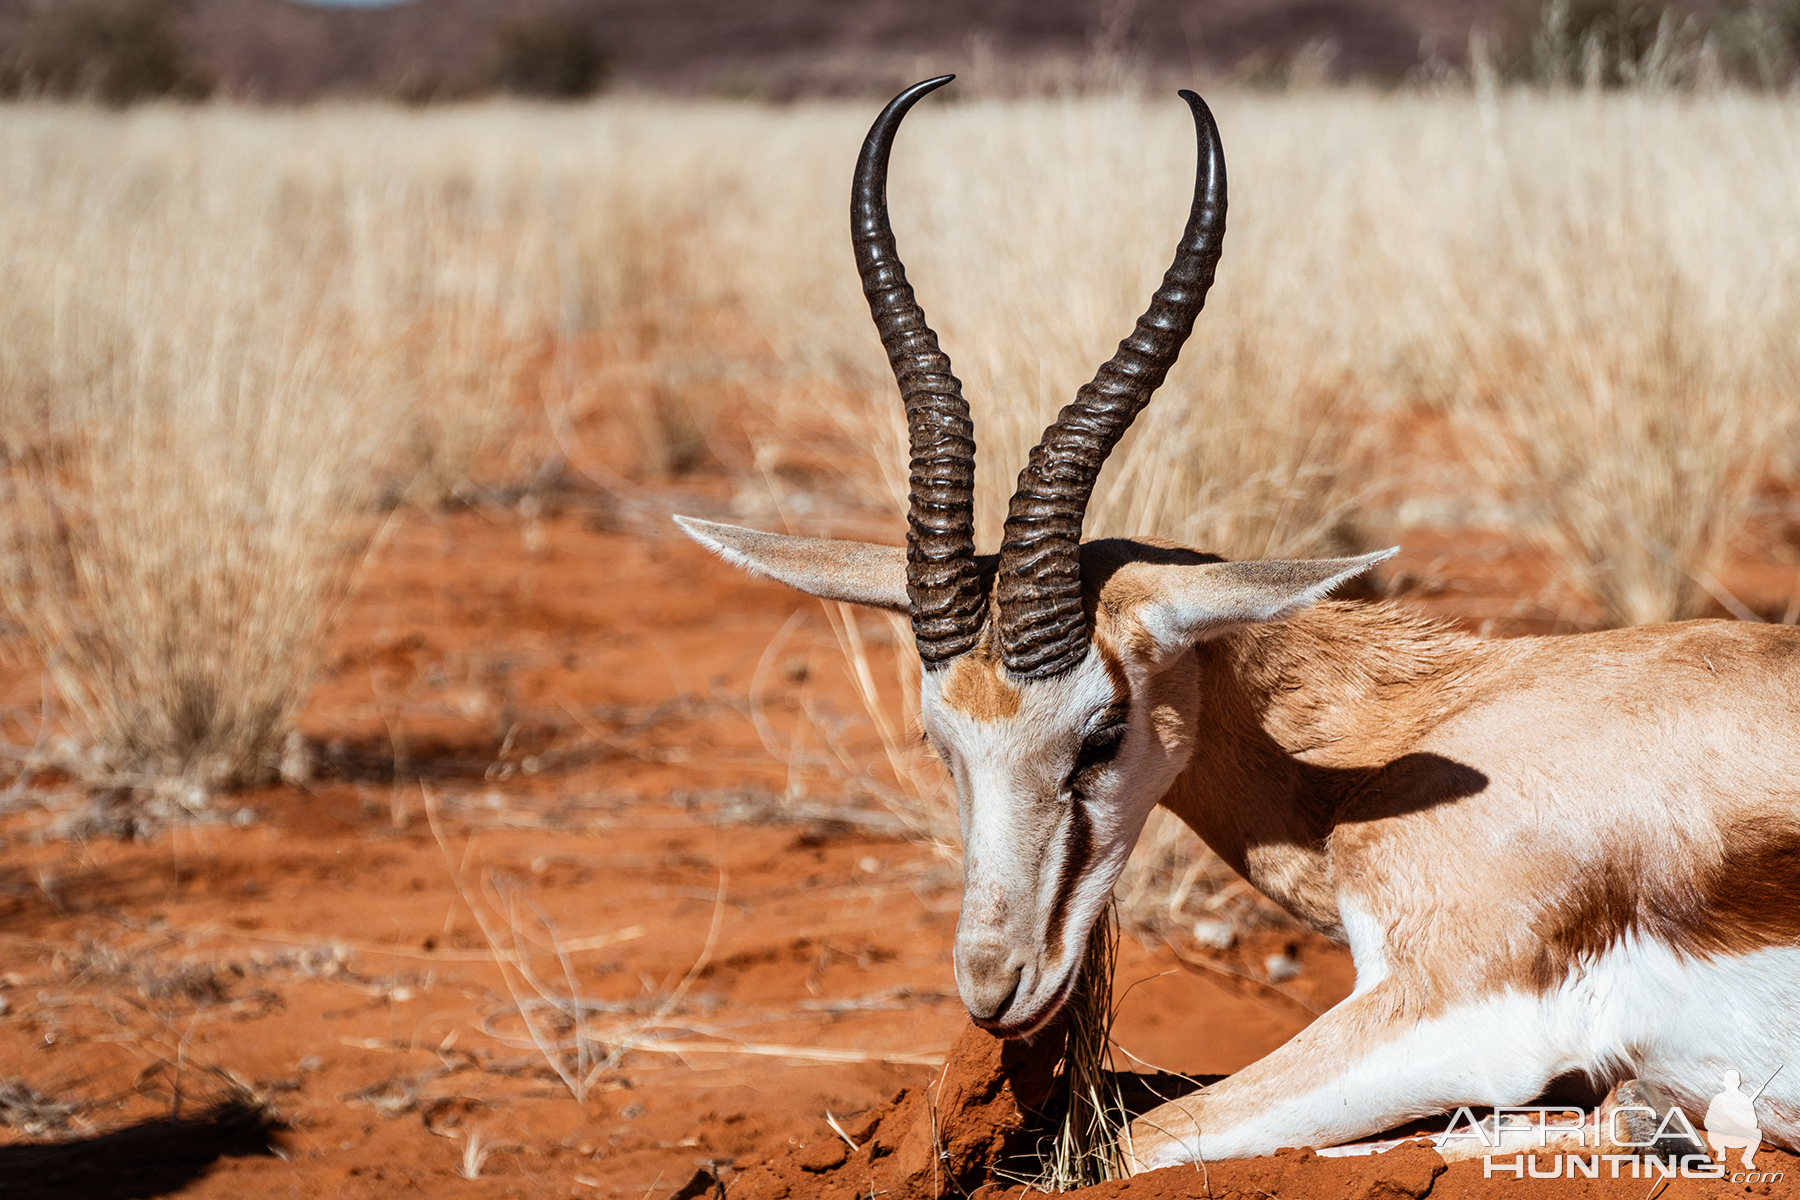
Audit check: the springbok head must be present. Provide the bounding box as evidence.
[677,77,1388,1037]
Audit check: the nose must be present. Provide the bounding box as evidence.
[954,936,1025,1023]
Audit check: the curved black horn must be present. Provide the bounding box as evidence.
[853,75,985,668]
[993,91,1228,679]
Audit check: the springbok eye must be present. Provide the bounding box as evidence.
[1074,722,1127,772]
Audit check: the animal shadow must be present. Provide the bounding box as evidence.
[0,1099,282,1200]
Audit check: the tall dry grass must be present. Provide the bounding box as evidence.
[0,106,552,799]
[1444,87,1800,623]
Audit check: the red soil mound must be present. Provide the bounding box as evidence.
[731,1023,1059,1200]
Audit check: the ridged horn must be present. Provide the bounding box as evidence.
[994,91,1228,678]
[853,75,984,668]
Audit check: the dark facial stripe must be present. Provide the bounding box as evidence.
[1042,800,1094,965]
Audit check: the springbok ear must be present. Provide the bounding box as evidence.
[1129,548,1398,662]
[673,516,911,614]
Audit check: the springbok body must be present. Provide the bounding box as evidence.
[678,77,1800,1166]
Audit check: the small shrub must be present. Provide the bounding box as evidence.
[5,0,211,105]
[0,110,543,805]
[1709,0,1800,86]
[0,1078,88,1138]
[1504,0,1800,88]
[487,15,607,99]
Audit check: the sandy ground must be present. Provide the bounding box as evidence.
[2,443,1797,1198]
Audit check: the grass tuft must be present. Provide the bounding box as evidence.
[0,107,545,806]
[0,1078,90,1138]
[1032,906,1129,1191]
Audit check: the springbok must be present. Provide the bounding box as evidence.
[676,76,1800,1168]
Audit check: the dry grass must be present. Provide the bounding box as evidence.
[1031,906,1129,1190]
[1442,88,1800,623]
[0,105,550,799]
[423,785,733,1103]
[0,1077,90,1137]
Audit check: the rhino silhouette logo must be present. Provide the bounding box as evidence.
[1704,1068,1780,1170]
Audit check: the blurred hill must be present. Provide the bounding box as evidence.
[0,0,1536,101]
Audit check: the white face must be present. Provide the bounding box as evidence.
[922,639,1199,1037]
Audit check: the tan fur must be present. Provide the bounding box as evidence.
[1153,605,1800,1004]
[940,645,1022,721]
[1088,537,1224,662]
[1123,599,1800,1167]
